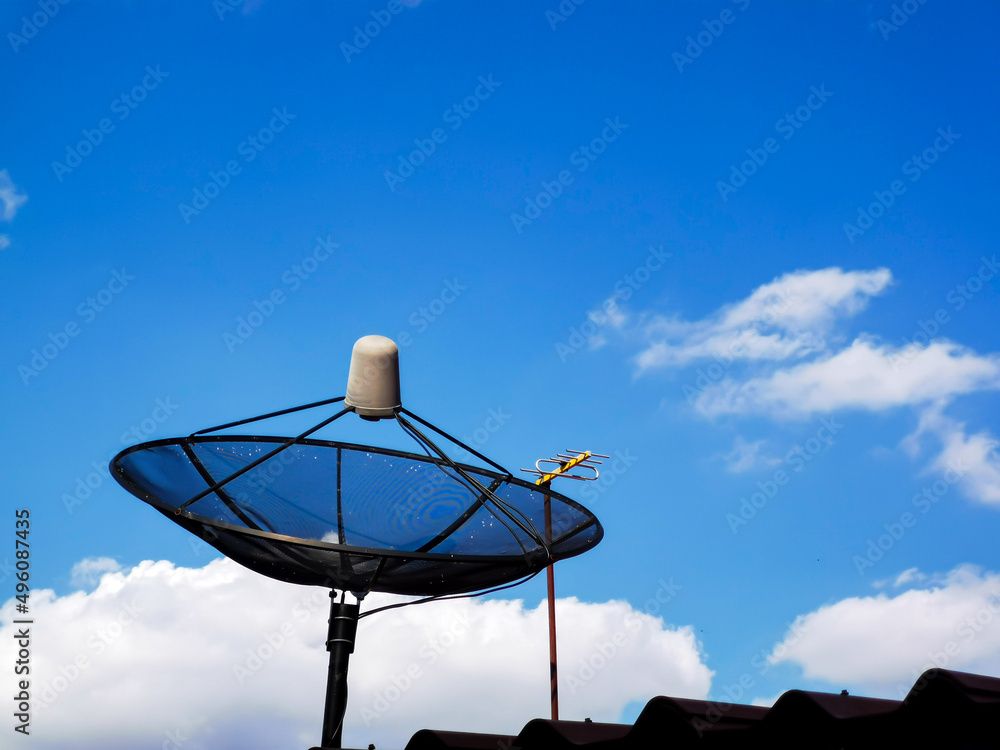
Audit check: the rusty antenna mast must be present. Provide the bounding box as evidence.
[522,449,608,721]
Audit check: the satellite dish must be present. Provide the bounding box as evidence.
[110,336,603,749]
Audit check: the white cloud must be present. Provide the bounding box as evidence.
[872,567,926,590]
[901,404,1000,506]
[585,296,629,351]
[635,267,892,372]
[70,557,122,588]
[893,567,926,587]
[0,169,28,221]
[768,565,1000,696]
[1,558,712,750]
[720,437,780,473]
[928,421,1000,506]
[0,235,9,250]
[693,338,1000,418]
[627,264,1000,511]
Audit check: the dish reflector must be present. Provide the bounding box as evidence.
[112,436,602,596]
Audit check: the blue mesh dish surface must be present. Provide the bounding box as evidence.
[112,436,602,595]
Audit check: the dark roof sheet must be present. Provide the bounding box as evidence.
[397,668,1000,750]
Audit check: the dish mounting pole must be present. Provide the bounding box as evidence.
[320,593,360,749]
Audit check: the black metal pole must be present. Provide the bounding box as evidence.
[321,594,360,749]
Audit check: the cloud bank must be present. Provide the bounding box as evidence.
[636,267,891,372]
[2,558,712,750]
[768,565,1000,698]
[615,266,1000,506]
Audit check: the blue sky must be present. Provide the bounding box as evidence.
[2,0,1000,747]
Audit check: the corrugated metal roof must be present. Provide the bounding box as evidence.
[394,668,1000,750]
